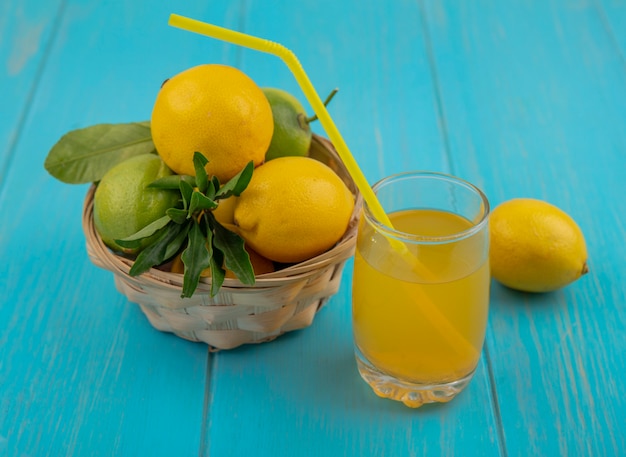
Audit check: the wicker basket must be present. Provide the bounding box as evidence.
[82,135,362,350]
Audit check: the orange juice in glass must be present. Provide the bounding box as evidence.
[352,171,490,408]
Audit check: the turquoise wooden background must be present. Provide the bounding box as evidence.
[1,0,625,456]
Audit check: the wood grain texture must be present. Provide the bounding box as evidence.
[597,0,626,58]
[206,287,500,457]
[0,0,63,183]
[202,1,500,456]
[2,0,625,456]
[235,0,451,180]
[0,1,235,455]
[422,0,626,455]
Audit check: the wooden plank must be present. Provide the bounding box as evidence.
[5,1,623,455]
[0,1,243,455]
[224,0,452,181]
[0,0,63,178]
[206,296,501,456]
[597,0,626,56]
[421,0,626,455]
[200,1,501,455]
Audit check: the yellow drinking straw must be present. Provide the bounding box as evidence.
[167,14,478,360]
[169,14,387,228]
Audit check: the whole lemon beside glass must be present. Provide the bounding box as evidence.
[489,198,588,293]
[351,176,589,408]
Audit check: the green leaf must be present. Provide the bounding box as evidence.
[129,223,186,276]
[149,174,195,190]
[210,215,255,285]
[115,215,172,248]
[44,122,155,184]
[215,161,254,200]
[189,190,218,214]
[209,244,225,297]
[164,220,192,260]
[193,152,209,193]
[211,176,220,195]
[179,179,194,211]
[113,238,144,251]
[181,221,212,298]
[166,208,188,224]
[206,179,217,201]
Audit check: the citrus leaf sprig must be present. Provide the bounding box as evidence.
[44,122,155,184]
[116,152,255,298]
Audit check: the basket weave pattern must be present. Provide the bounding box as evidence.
[82,136,362,350]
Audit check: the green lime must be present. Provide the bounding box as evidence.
[93,154,180,255]
[262,88,312,160]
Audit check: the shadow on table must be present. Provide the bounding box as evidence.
[211,305,464,420]
[490,279,568,311]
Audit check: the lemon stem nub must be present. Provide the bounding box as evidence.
[306,88,338,123]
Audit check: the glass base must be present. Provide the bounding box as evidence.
[355,350,475,408]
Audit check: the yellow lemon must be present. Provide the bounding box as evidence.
[151,64,273,182]
[233,156,355,263]
[212,196,238,226]
[489,198,588,292]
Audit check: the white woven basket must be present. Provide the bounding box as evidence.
[82,135,362,350]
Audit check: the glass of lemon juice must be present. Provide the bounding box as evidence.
[352,171,490,408]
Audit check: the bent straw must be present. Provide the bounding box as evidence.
[169,14,386,227]
[167,13,478,359]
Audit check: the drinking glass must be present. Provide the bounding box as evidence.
[352,171,490,408]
